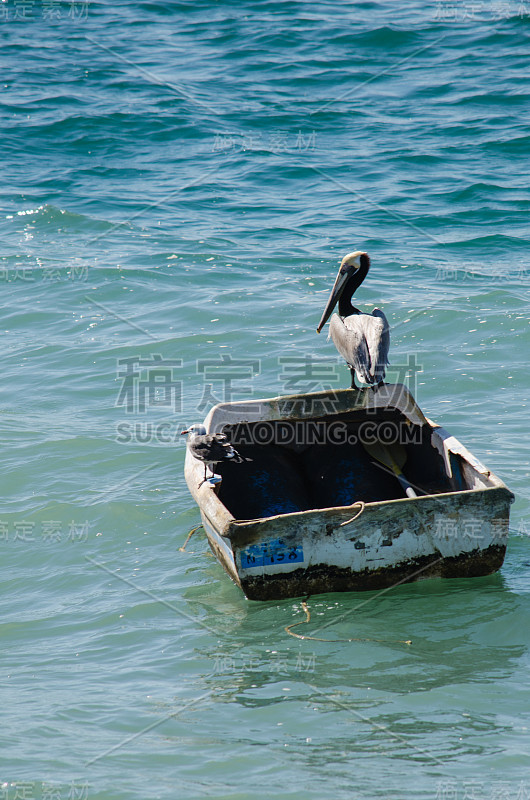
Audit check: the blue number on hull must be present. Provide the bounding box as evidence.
[240,539,304,569]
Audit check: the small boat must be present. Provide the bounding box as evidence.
[183,384,514,601]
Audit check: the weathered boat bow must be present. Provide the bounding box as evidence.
[183,384,514,601]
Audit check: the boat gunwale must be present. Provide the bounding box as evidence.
[223,483,514,533]
[201,383,428,431]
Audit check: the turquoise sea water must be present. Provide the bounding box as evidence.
[1,2,530,798]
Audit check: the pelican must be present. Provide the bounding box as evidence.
[316,251,390,388]
[181,424,245,486]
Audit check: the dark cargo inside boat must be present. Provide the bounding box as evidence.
[215,408,466,520]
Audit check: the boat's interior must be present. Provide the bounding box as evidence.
[216,409,469,520]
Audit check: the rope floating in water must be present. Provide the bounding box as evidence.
[285,597,411,645]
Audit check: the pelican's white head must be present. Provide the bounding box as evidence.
[316,251,370,333]
[340,251,369,272]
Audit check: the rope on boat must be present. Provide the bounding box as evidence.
[179,524,204,552]
[285,596,412,645]
[339,501,365,526]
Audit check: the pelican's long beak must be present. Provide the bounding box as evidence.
[316,267,350,333]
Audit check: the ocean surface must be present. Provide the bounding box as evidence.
[1,1,529,798]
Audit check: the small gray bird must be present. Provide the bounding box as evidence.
[181,424,245,486]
